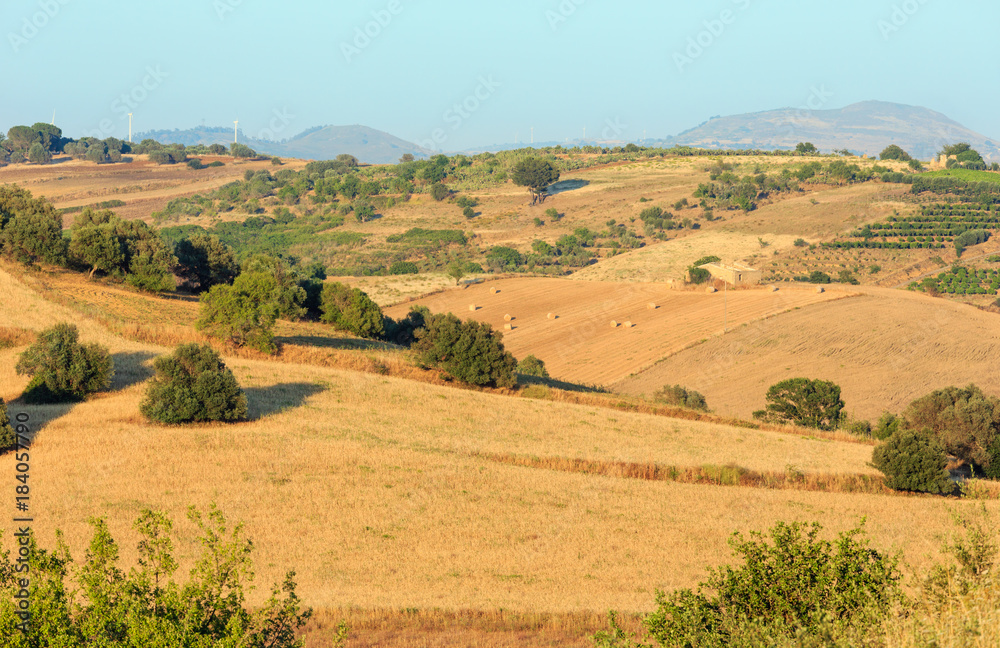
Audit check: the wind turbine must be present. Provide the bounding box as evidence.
[234,120,239,144]
[50,110,56,125]
[128,113,133,143]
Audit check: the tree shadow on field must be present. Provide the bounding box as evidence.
[276,335,395,352]
[517,373,609,394]
[3,400,77,447]
[546,179,590,196]
[243,382,327,421]
[110,351,158,390]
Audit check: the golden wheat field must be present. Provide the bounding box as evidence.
[1,264,998,638]
[385,277,853,386]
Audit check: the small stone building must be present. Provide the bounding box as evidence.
[698,262,761,287]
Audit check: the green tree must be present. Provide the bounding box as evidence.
[173,234,240,293]
[446,261,466,285]
[15,323,114,403]
[654,384,709,412]
[643,520,901,645]
[795,142,819,154]
[517,355,549,378]
[879,144,913,161]
[27,142,52,165]
[241,255,308,320]
[68,225,124,278]
[753,378,844,430]
[320,282,385,339]
[230,143,257,159]
[141,343,248,424]
[197,272,282,353]
[512,157,560,205]
[413,313,517,388]
[872,428,953,494]
[0,398,14,453]
[69,209,176,291]
[0,186,67,266]
[903,384,1000,472]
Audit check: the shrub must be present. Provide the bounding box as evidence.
[320,282,385,340]
[808,270,832,284]
[517,355,549,378]
[384,305,428,347]
[873,412,901,440]
[872,428,953,494]
[0,398,14,453]
[643,520,902,645]
[388,260,419,275]
[903,384,1000,472]
[15,323,113,402]
[430,183,450,201]
[69,209,176,291]
[173,234,240,293]
[753,378,844,430]
[140,343,247,423]
[794,238,807,247]
[413,313,517,388]
[0,505,313,646]
[0,186,67,266]
[197,272,281,353]
[654,384,708,412]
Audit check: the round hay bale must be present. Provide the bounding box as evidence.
[647,302,657,310]
[504,323,513,331]
[547,313,557,320]
[706,287,717,294]
[468,304,477,312]
[503,314,513,321]
[624,321,633,328]
[816,286,825,294]
[770,285,779,292]
[490,287,499,294]
[610,320,619,328]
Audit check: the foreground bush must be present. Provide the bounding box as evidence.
[0,505,313,646]
[0,185,68,266]
[0,398,13,453]
[903,384,1000,475]
[753,377,844,430]
[641,521,901,646]
[653,384,708,411]
[15,323,113,403]
[517,355,550,378]
[413,313,517,388]
[141,343,247,424]
[872,428,953,494]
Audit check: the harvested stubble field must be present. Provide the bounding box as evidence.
[386,277,853,386]
[615,285,1000,420]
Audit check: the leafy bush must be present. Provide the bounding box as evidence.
[388,260,419,275]
[643,520,901,646]
[69,209,176,291]
[197,272,281,353]
[15,323,113,403]
[753,378,844,430]
[517,355,549,378]
[0,185,67,266]
[430,183,450,201]
[173,233,240,293]
[0,505,313,646]
[880,144,913,161]
[0,398,14,453]
[413,313,517,387]
[654,384,708,412]
[793,238,807,247]
[903,384,1000,473]
[808,270,832,284]
[140,343,247,424]
[873,412,901,441]
[384,305,428,347]
[320,282,385,340]
[485,246,523,271]
[872,428,953,494]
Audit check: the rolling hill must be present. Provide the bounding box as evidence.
[662,101,1000,161]
[135,124,433,164]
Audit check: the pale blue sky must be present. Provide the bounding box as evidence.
[2,0,996,150]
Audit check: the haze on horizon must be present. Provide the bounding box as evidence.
[1,0,997,150]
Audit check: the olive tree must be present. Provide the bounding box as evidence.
[141,343,247,424]
[753,378,844,430]
[16,323,114,403]
[413,313,517,388]
[512,157,560,205]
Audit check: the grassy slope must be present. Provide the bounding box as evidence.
[0,265,995,620]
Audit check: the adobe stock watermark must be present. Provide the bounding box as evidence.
[8,0,72,54]
[546,0,586,32]
[878,0,930,40]
[779,85,835,140]
[673,0,752,73]
[255,107,296,141]
[82,66,169,140]
[600,116,628,140]
[214,0,244,21]
[418,76,501,151]
[341,0,403,64]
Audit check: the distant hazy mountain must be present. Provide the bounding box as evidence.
[663,101,1000,161]
[135,124,432,164]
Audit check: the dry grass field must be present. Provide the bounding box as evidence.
[386,277,853,386]
[615,286,1000,420]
